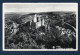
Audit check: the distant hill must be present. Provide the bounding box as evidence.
[5,11,76,26]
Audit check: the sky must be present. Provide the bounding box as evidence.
[3,3,78,13]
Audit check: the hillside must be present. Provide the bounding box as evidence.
[5,11,76,49]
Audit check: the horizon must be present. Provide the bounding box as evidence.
[5,11,76,14]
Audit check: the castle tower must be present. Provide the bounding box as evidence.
[33,14,45,29]
[34,14,37,22]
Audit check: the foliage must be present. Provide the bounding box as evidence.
[5,12,76,49]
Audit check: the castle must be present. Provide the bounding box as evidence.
[10,14,50,34]
[30,14,45,29]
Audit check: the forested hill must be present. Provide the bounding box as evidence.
[5,11,76,27]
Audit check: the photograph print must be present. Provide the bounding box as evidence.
[3,3,78,51]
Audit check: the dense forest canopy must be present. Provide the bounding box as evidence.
[5,12,76,49]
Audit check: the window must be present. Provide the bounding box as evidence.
[41,19,42,21]
[37,17,39,22]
